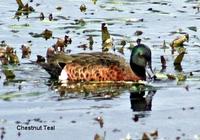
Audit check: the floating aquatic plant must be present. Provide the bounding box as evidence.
[170,34,189,49]
[3,69,15,79]
[141,130,158,140]
[15,0,35,17]
[29,29,52,40]
[0,45,20,65]
[92,0,97,4]
[21,44,31,58]
[174,52,185,65]
[80,4,87,12]
[101,23,113,52]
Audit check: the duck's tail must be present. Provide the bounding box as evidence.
[39,62,62,79]
[38,53,74,79]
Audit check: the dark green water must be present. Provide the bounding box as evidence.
[0,0,200,139]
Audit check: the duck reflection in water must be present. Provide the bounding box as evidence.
[47,79,157,111]
[130,90,156,111]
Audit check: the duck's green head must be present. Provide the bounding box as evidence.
[130,40,152,79]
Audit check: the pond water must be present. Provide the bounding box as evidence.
[0,0,200,140]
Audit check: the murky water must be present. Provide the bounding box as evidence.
[1,0,200,139]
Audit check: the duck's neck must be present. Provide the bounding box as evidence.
[130,62,146,80]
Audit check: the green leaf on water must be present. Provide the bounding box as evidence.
[3,69,15,79]
[174,52,185,65]
[8,53,20,64]
[176,73,186,81]
[0,92,20,101]
[0,91,42,101]
[170,34,189,49]
[16,0,24,9]
[9,24,30,29]
[101,23,113,52]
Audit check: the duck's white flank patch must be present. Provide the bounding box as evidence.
[59,69,68,81]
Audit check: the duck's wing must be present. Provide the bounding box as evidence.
[47,52,74,64]
[70,52,127,67]
[39,52,128,79]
